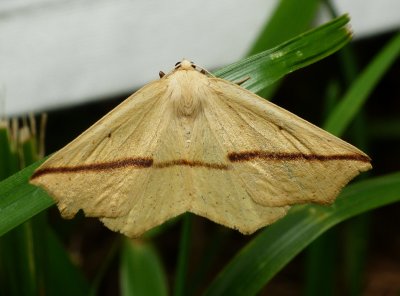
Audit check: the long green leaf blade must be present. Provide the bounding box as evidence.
[43,227,90,295]
[204,173,400,296]
[215,14,351,94]
[247,0,320,55]
[120,239,168,296]
[323,32,400,135]
[0,160,53,237]
[246,0,320,99]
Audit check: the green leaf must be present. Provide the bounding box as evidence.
[304,227,339,296]
[204,173,400,296]
[246,0,320,98]
[41,226,90,296]
[0,120,88,296]
[20,130,39,167]
[0,222,38,295]
[173,213,192,296]
[0,123,39,296]
[214,14,351,94]
[120,238,168,296]
[247,0,320,55]
[323,32,400,135]
[0,160,54,237]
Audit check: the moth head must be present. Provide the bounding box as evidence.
[175,59,194,70]
[175,59,208,75]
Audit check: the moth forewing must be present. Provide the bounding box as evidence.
[205,78,371,207]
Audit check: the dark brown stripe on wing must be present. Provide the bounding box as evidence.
[30,150,370,180]
[30,157,153,179]
[154,159,228,170]
[30,157,229,179]
[228,151,371,162]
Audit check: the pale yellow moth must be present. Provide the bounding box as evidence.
[30,59,372,237]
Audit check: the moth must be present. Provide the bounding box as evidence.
[30,59,372,237]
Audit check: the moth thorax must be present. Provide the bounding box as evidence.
[171,87,203,118]
[173,93,202,118]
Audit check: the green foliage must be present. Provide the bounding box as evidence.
[0,119,89,296]
[120,239,168,296]
[0,10,399,296]
[204,173,400,295]
[246,0,320,55]
[215,14,351,95]
[0,159,52,237]
[324,32,400,136]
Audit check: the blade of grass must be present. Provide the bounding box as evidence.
[306,4,372,294]
[0,223,39,295]
[43,227,90,295]
[188,227,228,294]
[204,172,400,296]
[247,0,320,55]
[323,32,400,135]
[342,215,371,295]
[0,122,38,296]
[18,127,45,296]
[215,14,351,94]
[0,160,54,237]
[120,238,168,296]
[246,0,320,98]
[304,228,338,296]
[89,238,120,296]
[173,213,192,296]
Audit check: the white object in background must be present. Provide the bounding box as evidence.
[0,0,399,116]
[0,0,277,115]
[334,0,400,37]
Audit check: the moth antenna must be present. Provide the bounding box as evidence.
[159,71,165,78]
[191,62,215,77]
